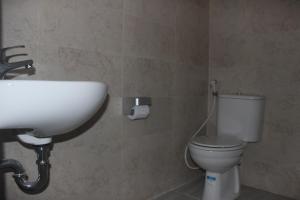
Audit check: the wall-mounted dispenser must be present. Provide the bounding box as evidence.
[123,97,151,120]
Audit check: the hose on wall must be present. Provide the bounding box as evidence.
[184,80,218,170]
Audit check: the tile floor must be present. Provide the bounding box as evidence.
[154,179,295,200]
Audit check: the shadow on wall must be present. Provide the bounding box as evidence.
[0,0,6,198]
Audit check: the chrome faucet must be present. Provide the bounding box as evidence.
[0,45,35,79]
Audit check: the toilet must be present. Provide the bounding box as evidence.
[189,94,265,200]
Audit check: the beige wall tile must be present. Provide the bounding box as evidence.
[122,56,172,97]
[1,0,39,45]
[209,0,300,198]
[58,47,122,96]
[121,133,174,200]
[175,0,209,66]
[171,64,208,97]
[123,97,172,138]
[1,0,209,199]
[38,0,123,54]
[175,28,208,66]
[176,0,209,30]
[124,0,176,27]
[123,15,176,61]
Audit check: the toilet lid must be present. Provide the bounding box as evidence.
[191,135,244,148]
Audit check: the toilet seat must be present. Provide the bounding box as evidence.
[190,135,245,151]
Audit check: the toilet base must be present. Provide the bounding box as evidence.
[202,165,240,200]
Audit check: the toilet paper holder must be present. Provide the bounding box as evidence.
[123,97,152,115]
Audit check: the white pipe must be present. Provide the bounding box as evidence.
[184,80,218,170]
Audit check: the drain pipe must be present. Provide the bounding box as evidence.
[0,144,52,194]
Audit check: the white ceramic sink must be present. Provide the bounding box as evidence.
[0,80,107,145]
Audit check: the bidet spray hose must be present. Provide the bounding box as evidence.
[184,80,218,170]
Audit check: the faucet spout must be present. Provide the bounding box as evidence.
[0,45,35,79]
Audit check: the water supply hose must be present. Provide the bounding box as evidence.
[184,80,218,170]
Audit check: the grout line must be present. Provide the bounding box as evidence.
[182,193,200,200]
[119,1,126,197]
[150,177,203,200]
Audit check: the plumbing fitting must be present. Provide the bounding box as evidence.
[0,144,52,194]
[210,80,218,96]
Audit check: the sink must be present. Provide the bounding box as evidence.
[0,80,107,144]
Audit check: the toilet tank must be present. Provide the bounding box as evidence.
[217,94,265,142]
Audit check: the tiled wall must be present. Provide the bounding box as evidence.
[4,0,298,199]
[1,0,209,199]
[0,2,5,198]
[209,0,300,199]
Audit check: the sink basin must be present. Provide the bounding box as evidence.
[0,80,107,144]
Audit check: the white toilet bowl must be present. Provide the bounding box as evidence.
[189,135,247,200]
[186,94,265,200]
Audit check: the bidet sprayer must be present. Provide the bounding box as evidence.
[210,80,218,96]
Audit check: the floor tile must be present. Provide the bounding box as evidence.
[155,191,195,200]
[173,179,204,198]
[154,178,296,200]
